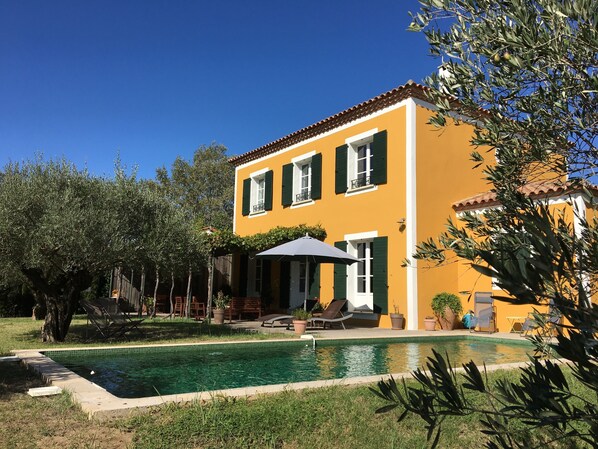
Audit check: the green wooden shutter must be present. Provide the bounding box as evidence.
[281,163,293,206]
[264,170,273,211]
[309,263,320,299]
[333,241,347,299]
[311,153,322,200]
[335,144,348,194]
[371,130,387,185]
[279,262,290,309]
[242,178,251,216]
[239,254,248,296]
[372,236,388,314]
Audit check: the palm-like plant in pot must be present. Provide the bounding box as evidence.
[291,308,312,335]
[431,292,463,330]
[212,291,231,325]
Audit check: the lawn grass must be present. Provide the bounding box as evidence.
[2,360,591,449]
[0,316,290,355]
[0,317,592,448]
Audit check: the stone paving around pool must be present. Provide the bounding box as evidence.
[13,326,531,421]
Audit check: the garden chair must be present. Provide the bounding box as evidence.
[81,298,144,340]
[189,296,206,320]
[522,309,562,337]
[173,296,185,317]
[470,292,496,333]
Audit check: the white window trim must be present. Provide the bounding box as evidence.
[345,128,378,194]
[345,128,378,145]
[344,230,378,241]
[290,153,315,206]
[249,171,268,216]
[290,199,315,209]
[345,184,378,197]
[291,150,316,164]
[345,236,376,313]
[250,167,270,178]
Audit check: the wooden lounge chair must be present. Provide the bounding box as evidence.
[81,298,144,340]
[470,292,496,333]
[309,299,353,330]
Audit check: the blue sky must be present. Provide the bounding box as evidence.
[0,0,439,179]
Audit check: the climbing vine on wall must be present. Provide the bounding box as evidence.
[204,224,326,255]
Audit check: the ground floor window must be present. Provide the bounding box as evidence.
[349,239,374,311]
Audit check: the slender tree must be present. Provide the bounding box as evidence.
[156,142,234,230]
[373,2,597,448]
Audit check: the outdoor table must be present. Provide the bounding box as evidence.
[507,316,526,333]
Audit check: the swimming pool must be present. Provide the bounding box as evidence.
[44,336,531,399]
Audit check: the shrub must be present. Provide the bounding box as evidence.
[431,292,463,317]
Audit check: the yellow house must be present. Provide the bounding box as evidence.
[229,81,596,330]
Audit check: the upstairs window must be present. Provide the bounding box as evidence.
[335,129,387,194]
[297,162,311,202]
[253,176,266,213]
[353,142,374,189]
[242,169,273,216]
[282,153,322,207]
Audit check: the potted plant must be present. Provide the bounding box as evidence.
[389,303,404,330]
[291,308,312,336]
[424,316,437,331]
[431,292,463,330]
[212,291,231,325]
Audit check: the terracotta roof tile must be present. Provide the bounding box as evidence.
[453,180,598,211]
[229,81,433,166]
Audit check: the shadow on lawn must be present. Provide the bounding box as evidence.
[61,319,258,344]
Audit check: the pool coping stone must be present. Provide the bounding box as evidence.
[14,330,536,421]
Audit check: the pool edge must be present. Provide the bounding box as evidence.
[14,334,537,421]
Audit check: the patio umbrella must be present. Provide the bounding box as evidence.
[256,234,358,308]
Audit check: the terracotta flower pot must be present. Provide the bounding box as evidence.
[424,317,437,331]
[390,313,404,330]
[213,308,225,325]
[293,319,308,335]
[439,306,456,330]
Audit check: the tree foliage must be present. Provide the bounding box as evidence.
[156,143,234,230]
[373,1,598,448]
[0,158,195,341]
[206,224,327,256]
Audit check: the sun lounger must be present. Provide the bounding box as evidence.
[258,313,294,327]
[81,298,144,340]
[309,299,352,330]
[258,299,320,327]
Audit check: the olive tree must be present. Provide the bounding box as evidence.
[373,2,597,448]
[0,158,190,341]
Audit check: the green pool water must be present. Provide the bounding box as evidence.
[45,337,531,398]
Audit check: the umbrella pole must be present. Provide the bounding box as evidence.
[304,258,309,310]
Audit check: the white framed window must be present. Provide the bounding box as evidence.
[347,238,374,310]
[252,175,265,213]
[295,160,312,203]
[356,241,374,294]
[347,134,375,191]
[354,142,373,188]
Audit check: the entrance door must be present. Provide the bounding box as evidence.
[289,261,307,309]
